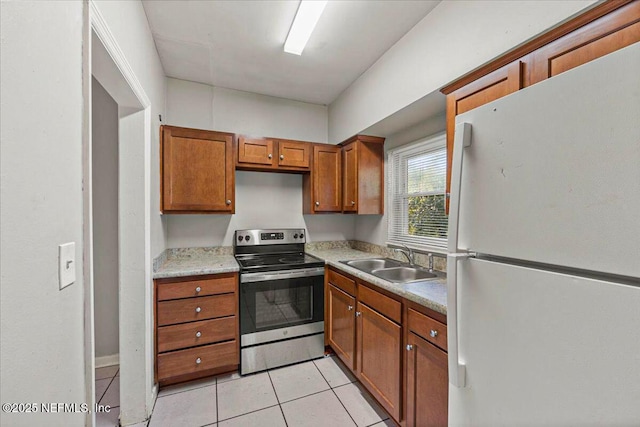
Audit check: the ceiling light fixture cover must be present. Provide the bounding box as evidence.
[284,0,328,55]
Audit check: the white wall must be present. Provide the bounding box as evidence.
[329,0,597,142]
[165,78,356,247]
[91,1,167,424]
[355,114,446,246]
[93,0,167,260]
[0,2,86,426]
[92,77,120,360]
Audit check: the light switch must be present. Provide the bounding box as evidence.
[59,242,76,289]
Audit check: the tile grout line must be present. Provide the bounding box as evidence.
[216,403,281,424]
[313,359,359,426]
[96,372,118,406]
[215,376,219,426]
[267,366,290,427]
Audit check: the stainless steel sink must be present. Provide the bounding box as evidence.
[370,266,437,283]
[345,258,403,271]
[341,258,438,284]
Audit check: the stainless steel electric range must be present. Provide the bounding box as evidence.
[234,228,325,375]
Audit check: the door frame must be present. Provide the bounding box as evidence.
[83,2,155,426]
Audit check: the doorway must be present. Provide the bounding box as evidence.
[83,6,155,425]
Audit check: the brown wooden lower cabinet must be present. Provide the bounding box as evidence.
[325,266,449,425]
[406,332,448,427]
[327,283,357,370]
[154,273,239,386]
[357,302,402,421]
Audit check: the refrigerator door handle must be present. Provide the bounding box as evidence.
[448,252,474,388]
[448,122,472,253]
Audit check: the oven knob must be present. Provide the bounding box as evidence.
[238,235,243,241]
[299,233,304,239]
[293,233,298,239]
[245,235,251,242]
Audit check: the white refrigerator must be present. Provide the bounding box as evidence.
[447,43,640,426]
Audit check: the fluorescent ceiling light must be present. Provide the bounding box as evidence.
[284,0,328,55]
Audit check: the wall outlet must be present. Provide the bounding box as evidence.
[59,242,76,290]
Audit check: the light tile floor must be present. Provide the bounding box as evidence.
[95,355,396,427]
[95,365,121,427]
[150,355,395,427]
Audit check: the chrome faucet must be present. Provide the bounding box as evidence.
[395,244,415,266]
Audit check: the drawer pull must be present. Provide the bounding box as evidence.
[406,344,414,351]
[268,153,272,159]
[315,201,320,206]
[195,331,202,338]
[280,154,284,160]
[355,311,361,317]
[351,200,355,205]
[430,330,438,338]
[226,199,232,205]
[195,357,201,365]
[347,305,354,311]
[195,307,202,313]
[195,286,201,293]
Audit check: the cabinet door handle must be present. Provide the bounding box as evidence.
[195,307,201,313]
[195,331,202,338]
[355,311,361,317]
[268,153,272,159]
[430,330,438,338]
[406,344,414,351]
[351,201,355,205]
[195,357,202,364]
[347,305,353,311]
[280,154,284,160]
[315,201,320,206]
[226,199,232,205]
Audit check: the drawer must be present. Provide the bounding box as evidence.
[157,340,238,381]
[328,268,356,296]
[157,274,237,301]
[157,293,236,326]
[359,284,401,324]
[157,316,237,353]
[408,308,447,352]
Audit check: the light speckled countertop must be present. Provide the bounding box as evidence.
[153,245,446,315]
[306,248,447,315]
[153,253,239,279]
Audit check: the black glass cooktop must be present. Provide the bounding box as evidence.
[235,252,324,272]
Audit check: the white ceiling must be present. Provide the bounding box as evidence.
[142,1,440,105]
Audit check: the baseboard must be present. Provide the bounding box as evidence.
[95,353,119,368]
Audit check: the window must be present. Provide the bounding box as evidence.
[387,133,448,251]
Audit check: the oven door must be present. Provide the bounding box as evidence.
[240,267,324,346]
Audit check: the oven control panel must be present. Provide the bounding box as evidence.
[235,229,306,246]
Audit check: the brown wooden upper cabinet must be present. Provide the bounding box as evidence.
[161,125,235,213]
[341,135,385,214]
[441,0,640,209]
[303,144,342,213]
[236,136,311,172]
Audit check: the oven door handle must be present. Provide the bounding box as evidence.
[241,267,325,283]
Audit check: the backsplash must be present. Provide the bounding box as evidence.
[306,240,447,272]
[154,240,447,273]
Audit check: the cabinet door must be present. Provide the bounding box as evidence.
[527,2,640,86]
[357,302,401,421]
[445,60,523,209]
[342,141,358,212]
[278,140,311,169]
[313,144,342,212]
[327,284,356,370]
[162,126,234,212]
[237,137,275,166]
[406,332,448,427]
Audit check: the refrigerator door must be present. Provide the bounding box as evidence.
[452,43,640,278]
[449,257,640,426]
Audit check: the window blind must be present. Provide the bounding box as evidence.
[387,134,448,251]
